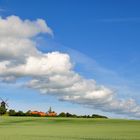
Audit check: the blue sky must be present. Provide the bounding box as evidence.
[0,0,140,118]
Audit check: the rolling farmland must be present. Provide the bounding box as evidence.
[0,117,140,140]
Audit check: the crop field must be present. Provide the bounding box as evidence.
[0,117,140,140]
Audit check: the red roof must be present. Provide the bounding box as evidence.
[30,111,46,116]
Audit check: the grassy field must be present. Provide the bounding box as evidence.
[0,117,140,140]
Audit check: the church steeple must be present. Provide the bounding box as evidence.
[48,107,52,113]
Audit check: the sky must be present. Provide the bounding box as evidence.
[0,0,140,119]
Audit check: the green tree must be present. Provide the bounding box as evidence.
[58,112,66,117]
[0,106,6,115]
[92,114,108,119]
[66,112,72,117]
[16,111,25,116]
[25,110,31,116]
[8,109,16,116]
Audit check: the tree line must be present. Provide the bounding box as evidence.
[0,103,108,118]
[7,109,108,118]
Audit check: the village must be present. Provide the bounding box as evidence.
[0,98,107,118]
[30,107,57,117]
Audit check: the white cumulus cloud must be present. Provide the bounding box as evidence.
[0,15,53,38]
[0,15,140,118]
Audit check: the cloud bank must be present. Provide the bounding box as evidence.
[0,15,140,118]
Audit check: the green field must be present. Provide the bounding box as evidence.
[0,117,140,140]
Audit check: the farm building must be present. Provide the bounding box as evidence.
[46,111,57,117]
[30,111,46,117]
[30,107,57,117]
